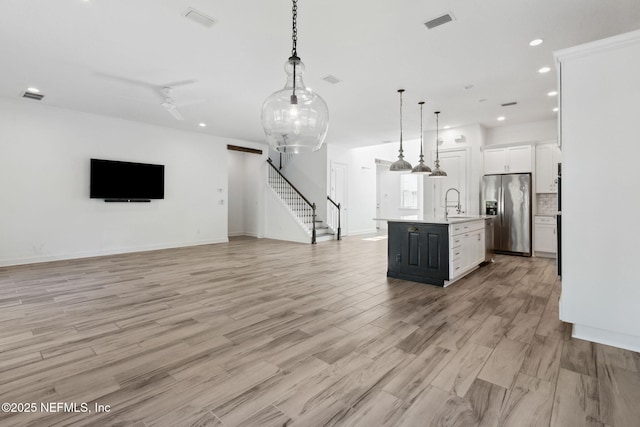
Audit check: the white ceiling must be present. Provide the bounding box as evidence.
[1,0,640,148]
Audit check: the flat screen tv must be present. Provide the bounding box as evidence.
[90,158,164,200]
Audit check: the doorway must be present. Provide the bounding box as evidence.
[227,147,263,238]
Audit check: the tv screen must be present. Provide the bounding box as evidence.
[90,158,164,200]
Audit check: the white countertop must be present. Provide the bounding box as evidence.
[374,214,495,225]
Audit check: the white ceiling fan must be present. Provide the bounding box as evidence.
[160,87,184,121]
[94,72,204,121]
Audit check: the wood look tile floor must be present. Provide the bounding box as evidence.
[1,235,639,426]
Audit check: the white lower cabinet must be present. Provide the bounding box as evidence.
[534,216,557,254]
[449,220,485,280]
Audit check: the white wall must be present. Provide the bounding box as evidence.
[556,30,640,351]
[485,119,557,146]
[264,187,313,244]
[243,154,263,237]
[0,99,261,266]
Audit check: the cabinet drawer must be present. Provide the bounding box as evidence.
[451,235,463,249]
[462,221,484,233]
[450,246,463,261]
[449,220,484,236]
[450,259,464,278]
[449,223,465,235]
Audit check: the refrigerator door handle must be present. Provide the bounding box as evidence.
[498,185,503,222]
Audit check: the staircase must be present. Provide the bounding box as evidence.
[267,159,336,244]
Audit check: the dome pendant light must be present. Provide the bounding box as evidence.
[261,0,329,154]
[389,89,412,171]
[411,101,432,174]
[429,111,447,177]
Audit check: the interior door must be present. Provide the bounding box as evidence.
[376,163,395,230]
[330,162,348,235]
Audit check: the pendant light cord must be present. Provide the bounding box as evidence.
[419,102,424,158]
[435,111,440,161]
[399,89,404,152]
[290,0,299,104]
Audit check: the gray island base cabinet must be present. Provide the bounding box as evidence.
[386,219,486,287]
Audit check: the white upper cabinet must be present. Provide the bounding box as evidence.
[483,145,532,174]
[535,143,562,193]
[483,149,507,175]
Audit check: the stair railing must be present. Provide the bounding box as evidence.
[279,152,294,170]
[327,196,342,241]
[267,158,316,244]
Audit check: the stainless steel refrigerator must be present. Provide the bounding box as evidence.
[482,174,532,256]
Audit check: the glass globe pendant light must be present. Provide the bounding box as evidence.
[429,111,447,177]
[261,0,329,153]
[389,89,412,171]
[411,101,432,174]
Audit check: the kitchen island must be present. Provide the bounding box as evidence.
[377,215,493,287]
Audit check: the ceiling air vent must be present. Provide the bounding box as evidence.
[184,7,216,28]
[501,101,518,107]
[424,13,454,30]
[322,75,341,84]
[22,91,44,101]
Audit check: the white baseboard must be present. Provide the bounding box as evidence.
[572,323,640,352]
[347,228,378,236]
[0,238,229,267]
[228,231,260,238]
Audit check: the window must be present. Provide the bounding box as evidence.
[400,174,418,209]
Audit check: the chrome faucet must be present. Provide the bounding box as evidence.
[444,187,461,220]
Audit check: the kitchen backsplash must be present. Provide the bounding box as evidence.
[537,193,558,215]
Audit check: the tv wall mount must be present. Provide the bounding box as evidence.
[104,199,151,203]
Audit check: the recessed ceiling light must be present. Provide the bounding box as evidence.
[529,38,543,46]
[553,107,559,112]
[444,125,451,129]
[27,87,40,93]
[497,116,506,121]
[538,67,551,74]
[547,91,558,97]
[199,123,207,127]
